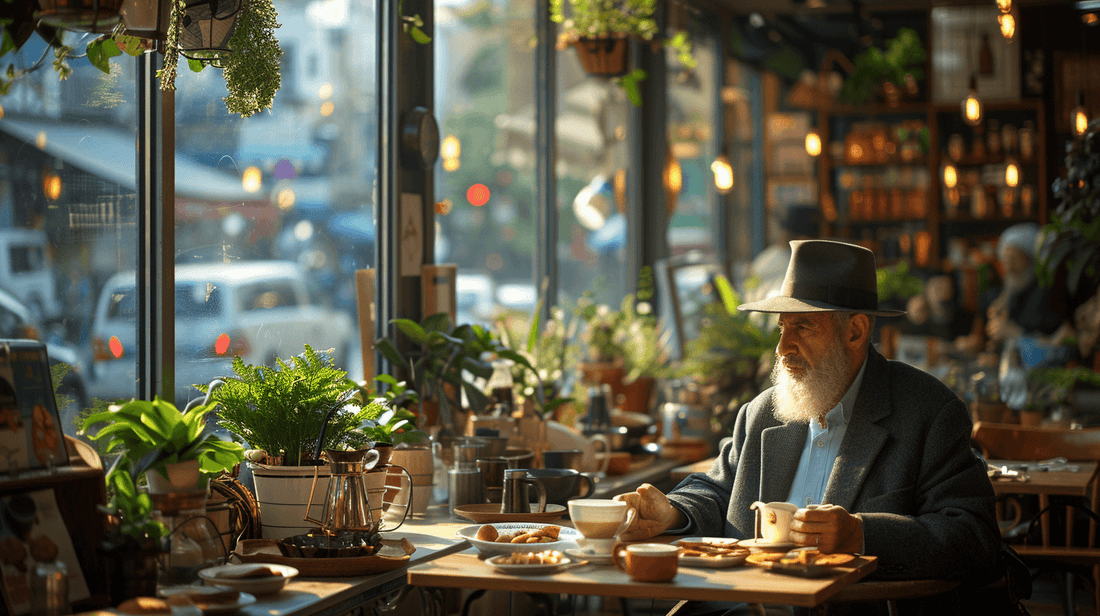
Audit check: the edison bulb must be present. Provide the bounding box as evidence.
[998,13,1015,41]
[962,89,983,127]
[943,164,958,189]
[1073,105,1089,136]
[996,0,1011,12]
[805,130,822,157]
[1005,159,1019,188]
[711,156,734,194]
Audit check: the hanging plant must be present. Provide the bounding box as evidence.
[158,0,282,118]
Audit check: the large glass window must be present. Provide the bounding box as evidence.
[172,0,378,402]
[435,0,537,327]
[0,31,138,433]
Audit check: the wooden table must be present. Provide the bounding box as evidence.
[407,544,878,608]
[670,456,716,484]
[988,459,1100,557]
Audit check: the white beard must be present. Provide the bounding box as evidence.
[770,336,852,424]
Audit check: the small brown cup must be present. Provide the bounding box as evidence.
[612,542,679,582]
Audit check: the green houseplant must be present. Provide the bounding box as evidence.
[197,344,370,466]
[549,0,695,106]
[81,396,245,491]
[493,302,578,418]
[98,468,168,604]
[158,0,282,117]
[375,314,497,430]
[675,274,780,407]
[839,27,926,106]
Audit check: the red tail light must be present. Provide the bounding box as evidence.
[214,331,251,359]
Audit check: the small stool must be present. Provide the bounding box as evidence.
[823,579,960,616]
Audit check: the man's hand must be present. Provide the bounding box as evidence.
[789,505,863,554]
[612,483,685,541]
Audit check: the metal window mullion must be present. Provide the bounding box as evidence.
[535,0,558,322]
[376,0,399,376]
[136,50,174,403]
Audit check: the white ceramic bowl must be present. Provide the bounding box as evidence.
[198,563,298,595]
[456,522,581,554]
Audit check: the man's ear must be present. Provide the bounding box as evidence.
[849,313,871,349]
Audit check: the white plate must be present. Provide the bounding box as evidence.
[564,547,613,566]
[159,587,257,615]
[487,553,574,574]
[676,537,748,568]
[198,563,299,595]
[456,523,581,554]
[738,538,797,553]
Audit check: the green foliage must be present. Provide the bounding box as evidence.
[197,345,367,466]
[876,261,924,302]
[839,28,926,105]
[158,0,283,118]
[550,0,695,107]
[1025,366,1100,410]
[399,0,431,43]
[354,394,426,446]
[375,314,497,425]
[493,300,578,417]
[1038,122,1100,308]
[577,292,670,382]
[100,469,168,550]
[675,275,779,389]
[81,397,244,483]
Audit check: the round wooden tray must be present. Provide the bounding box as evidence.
[452,503,566,524]
[231,538,414,576]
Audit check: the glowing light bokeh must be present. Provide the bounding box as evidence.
[711,156,734,193]
[943,164,958,189]
[242,166,262,193]
[467,184,490,206]
[962,92,983,126]
[1073,106,1089,136]
[215,333,231,355]
[805,131,822,157]
[109,336,124,359]
[1005,160,1019,188]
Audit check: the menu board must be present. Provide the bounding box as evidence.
[0,341,67,474]
[0,489,90,614]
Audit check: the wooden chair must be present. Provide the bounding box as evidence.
[972,421,1100,615]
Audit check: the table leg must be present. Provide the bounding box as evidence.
[461,588,488,616]
[1040,494,1051,547]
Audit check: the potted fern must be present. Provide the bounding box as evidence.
[550,0,695,106]
[157,0,282,117]
[196,344,372,539]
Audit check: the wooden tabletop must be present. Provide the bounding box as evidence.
[987,460,1099,496]
[407,546,877,608]
[670,457,717,483]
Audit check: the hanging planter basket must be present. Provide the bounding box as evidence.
[120,0,172,39]
[573,36,630,77]
[36,0,123,31]
[178,0,240,62]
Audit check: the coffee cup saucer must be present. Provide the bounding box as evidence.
[738,538,797,554]
[564,547,614,565]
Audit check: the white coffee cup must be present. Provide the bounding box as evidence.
[750,501,798,543]
[568,498,636,554]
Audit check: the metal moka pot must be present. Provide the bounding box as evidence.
[305,448,381,534]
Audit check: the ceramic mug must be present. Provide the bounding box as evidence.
[568,499,636,554]
[750,501,798,543]
[612,543,679,582]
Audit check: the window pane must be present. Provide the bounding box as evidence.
[555,42,631,309]
[435,0,536,328]
[173,0,376,403]
[0,32,139,434]
[667,17,718,256]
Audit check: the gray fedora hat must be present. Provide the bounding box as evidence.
[738,239,904,316]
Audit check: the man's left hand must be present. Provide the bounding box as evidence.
[789,504,863,554]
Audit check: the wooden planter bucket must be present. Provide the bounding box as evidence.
[573,36,630,77]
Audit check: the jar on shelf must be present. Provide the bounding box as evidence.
[948,134,965,162]
[1001,123,1018,155]
[944,187,961,219]
[971,130,987,161]
[1019,121,1035,160]
[1020,185,1035,216]
[987,119,1002,157]
[971,186,991,219]
[849,189,866,221]
[1000,186,1017,218]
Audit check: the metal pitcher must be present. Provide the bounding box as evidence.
[305,448,381,534]
[500,469,547,514]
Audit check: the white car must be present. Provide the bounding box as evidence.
[0,228,60,321]
[88,261,355,405]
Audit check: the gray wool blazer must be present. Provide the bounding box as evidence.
[666,346,1001,581]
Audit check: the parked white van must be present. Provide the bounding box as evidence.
[0,229,59,320]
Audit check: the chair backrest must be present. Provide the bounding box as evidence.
[972,421,1100,461]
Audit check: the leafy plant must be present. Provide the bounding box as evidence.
[158,0,283,118]
[675,275,780,397]
[839,28,926,106]
[354,395,427,447]
[549,0,696,106]
[100,469,168,550]
[81,397,244,485]
[1038,121,1100,316]
[1024,366,1100,410]
[197,345,369,466]
[493,301,577,417]
[375,314,497,427]
[400,0,431,43]
[876,261,925,303]
[576,292,670,382]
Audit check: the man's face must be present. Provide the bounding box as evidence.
[771,312,853,424]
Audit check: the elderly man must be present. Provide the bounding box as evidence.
[616,240,1000,615]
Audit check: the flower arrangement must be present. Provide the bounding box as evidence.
[493,302,579,417]
[577,292,670,383]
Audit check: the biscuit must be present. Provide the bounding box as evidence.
[476,525,498,542]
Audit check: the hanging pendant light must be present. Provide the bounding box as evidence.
[996,0,1011,13]
[962,76,983,127]
[943,164,958,189]
[1072,90,1089,136]
[1005,158,1020,188]
[711,155,734,194]
[998,12,1016,42]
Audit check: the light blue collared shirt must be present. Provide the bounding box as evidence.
[785,357,868,508]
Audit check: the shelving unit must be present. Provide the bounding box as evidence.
[816,99,1047,271]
